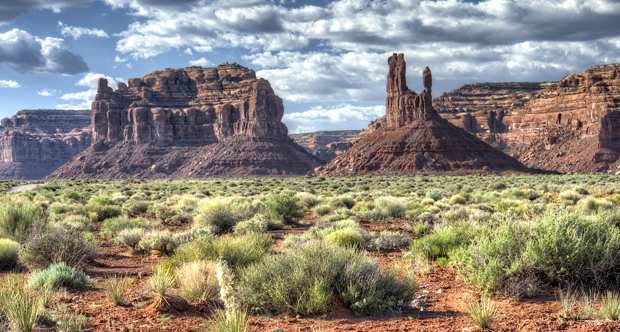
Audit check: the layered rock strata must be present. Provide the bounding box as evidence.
[0,110,91,179]
[52,64,319,178]
[290,130,360,162]
[319,54,529,175]
[435,64,620,173]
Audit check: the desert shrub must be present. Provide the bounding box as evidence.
[0,238,20,269]
[238,241,414,316]
[103,277,133,306]
[411,221,476,260]
[52,305,88,332]
[28,263,90,290]
[210,308,249,332]
[265,194,304,224]
[324,228,365,248]
[314,204,332,216]
[85,195,121,222]
[101,217,146,239]
[558,190,582,204]
[449,194,468,205]
[426,190,443,201]
[19,229,95,270]
[329,195,356,209]
[367,231,410,251]
[295,192,319,209]
[123,200,150,217]
[0,275,50,332]
[148,269,175,308]
[599,292,620,320]
[233,214,270,234]
[450,222,531,293]
[576,196,614,214]
[137,230,179,255]
[0,201,45,242]
[157,233,271,273]
[523,212,620,286]
[365,197,406,221]
[466,297,500,330]
[195,199,237,234]
[57,214,92,232]
[149,204,176,222]
[116,228,145,252]
[176,261,219,304]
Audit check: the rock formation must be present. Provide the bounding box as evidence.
[0,110,91,179]
[290,130,360,162]
[435,64,620,173]
[319,54,529,175]
[52,64,319,178]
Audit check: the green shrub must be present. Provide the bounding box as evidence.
[599,292,620,320]
[85,196,121,222]
[466,297,500,329]
[19,228,94,270]
[314,204,332,216]
[0,238,20,269]
[103,277,133,306]
[195,199,237,234]
[324,228,365,248]
[176,261,219,304]
[28,263,90,290]
[123,200,150,217]
[137,230,179,255]
[411,221,475,260]
[367,231,410,251]
[366,197,406,220]
[295,192,319,209]
[576,196,614,214]
[0,275,50,332]
[233,214,269,234]
[116,228,145,252]
[0,201,45,242]
[209,308,249,332]
[101,217,146,239]
[523,213,620,286]
[238,241,414,316]
[265,194,304,224]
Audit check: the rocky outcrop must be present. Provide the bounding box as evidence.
[0,110,91,179]
[319,54,529,176]
[436,64,620,173]
[52,64,319,178]
[290,130,360,162]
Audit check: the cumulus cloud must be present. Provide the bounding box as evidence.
[0,29,88,74]
[189,57,209,66]
[0,80,20,88]
[284,104,384,133]
[58,73,122,109]
[58,21,109,39]
[0,0,88,22]
[37,89,57,96]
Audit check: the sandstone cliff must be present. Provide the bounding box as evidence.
[290,130,360,162]
[435,64,620,173]
[0,109,91,179]
[52,64,319,178]
[319,54,529,176]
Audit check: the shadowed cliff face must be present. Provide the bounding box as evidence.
[0,110,91,179]
[435,64,620,173]
[52,63,320,178]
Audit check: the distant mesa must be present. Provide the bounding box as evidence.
[0,109,90,179]
[435,63,620,173]
[318,53,531,175]
[52,63,319,178]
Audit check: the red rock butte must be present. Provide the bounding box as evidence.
[52,63,319,178]
[318,53,531,175]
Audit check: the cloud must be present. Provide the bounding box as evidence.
[58,73,122,109]
[284,104,384,133]
[0,1,89,22]
[0,28,88,74]
[58,21,109,39]
[0,80,20,88]
[37,89,57,96]
[189,57,209,66]
[106,0,620,59]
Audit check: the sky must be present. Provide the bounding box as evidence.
[0,0,620,133]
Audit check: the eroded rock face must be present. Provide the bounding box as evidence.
[53,63,319,178]
[290,130,360,162]
[0,110,91,179]
[436,64,620,173]
[319,54,529,175]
